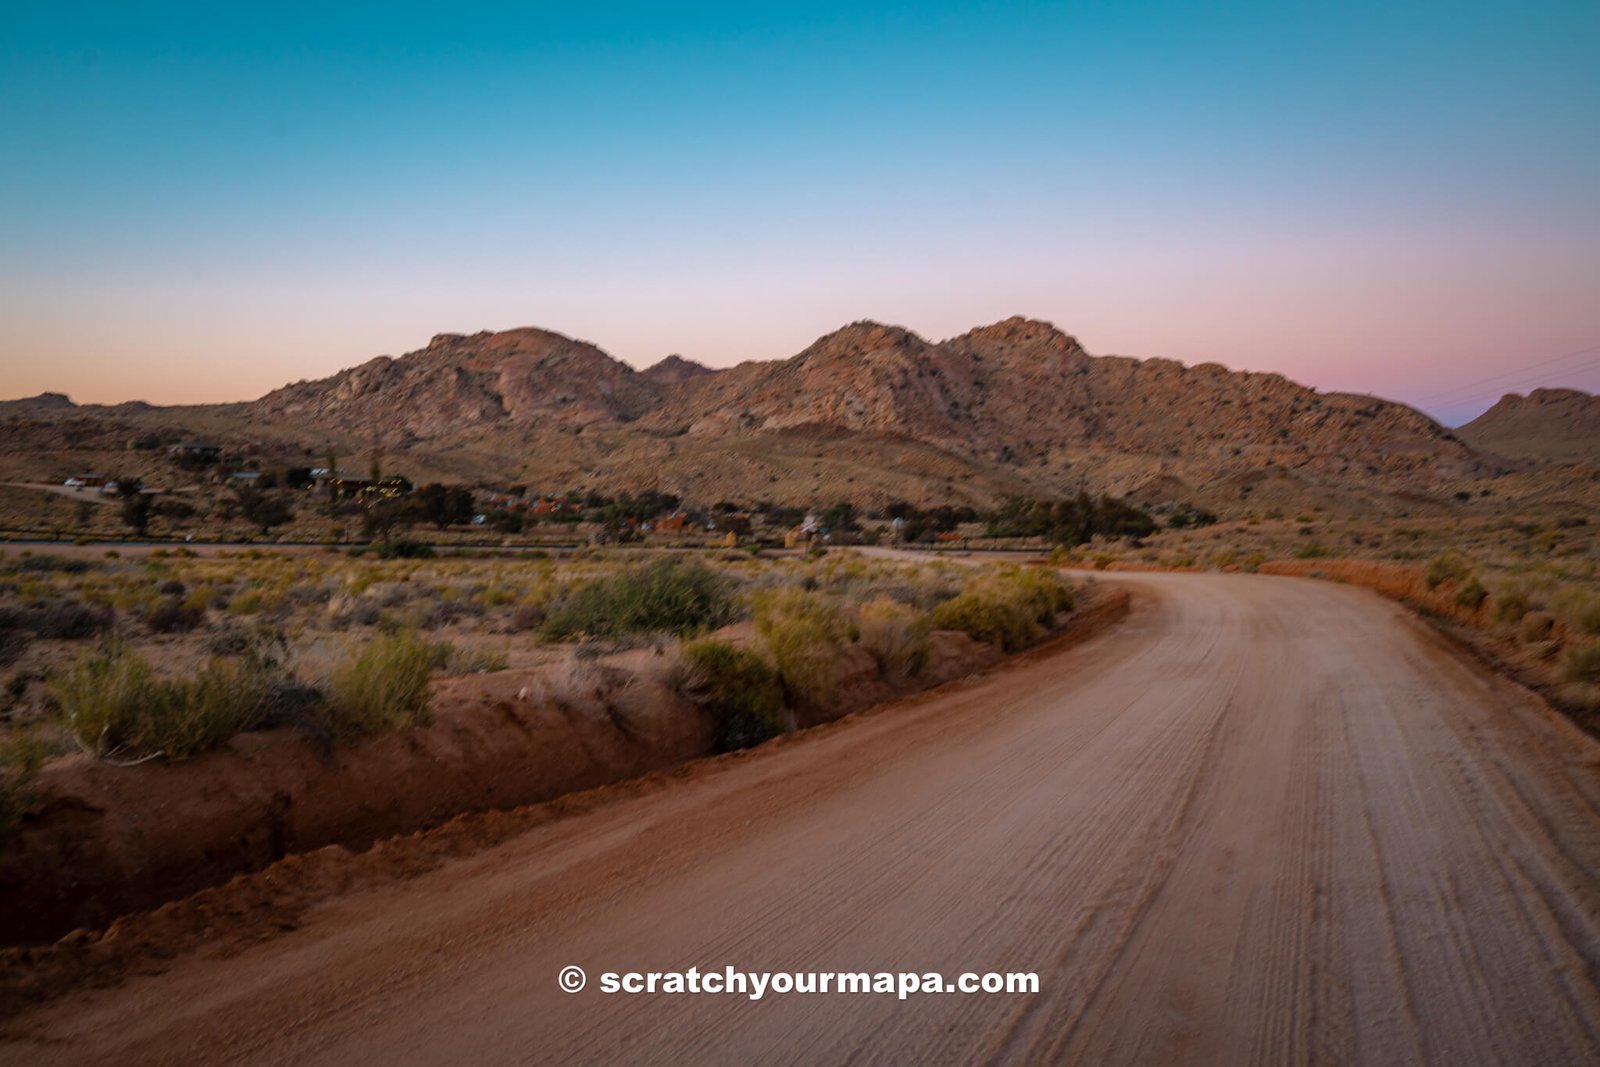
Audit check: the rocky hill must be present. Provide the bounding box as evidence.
[1459,388,1600,465]
[640,355,714,388]
[5,317,1586,514]
[253,328,662,441]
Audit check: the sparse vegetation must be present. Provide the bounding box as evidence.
[753,587,853,707]
[675,637,785,751]
[49,639,290,760]
[0,730,47,846]
[931,568,1073,651]
[542,558,733,640]
[1563,641,1600,685]
[856,597,931,679]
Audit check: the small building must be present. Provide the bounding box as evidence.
[654,512,691,534]
[169,442,220,461]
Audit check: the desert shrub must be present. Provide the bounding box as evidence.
[144,596,206,634]
[372,538,435,560]
[1454,577,1489,611]
[0,731,48,847]
[12,555,89,574]
[930,569,1074,652]
[183,585,222,612]
[1562,641,1600,685]
[1555,590,1600,636]
[49,641,285,759]
[933,586,1035,650]
[542,559,733,640]
[319,629,435,738]
[754,587,852,706]
[1011,568,1075,621]
[0,624,30,668]
[433,642,509,675]
[1425,554,1472,589]
[676,638,785,751]
[227,591,265,615]
[25,599,114,639]
[856,597,931,680]
[507,601,547,632]
[1492,588,1533,624]
[207,627,256,655]
[1519,611,1555,644]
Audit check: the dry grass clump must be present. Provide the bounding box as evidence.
[318,629,435,738]
[49,639,289,760]
[855,597,931,680]
[1519,611,1556,644]
[431,641,510,675]
[753,587,853,707]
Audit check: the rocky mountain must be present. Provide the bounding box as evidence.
[1459,388,1600,465]
[6,317,1586,514]
[640,355,714,388]
[253,328,661,440]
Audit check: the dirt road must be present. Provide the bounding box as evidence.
[6,573,1600,1065]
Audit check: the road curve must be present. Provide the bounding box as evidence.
[5,572,1600,1066]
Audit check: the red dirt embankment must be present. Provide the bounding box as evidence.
[0,585,1128,948]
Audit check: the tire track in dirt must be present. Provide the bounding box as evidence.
[4,573,1600,1065]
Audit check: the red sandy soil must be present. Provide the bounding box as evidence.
[3,574,1599,1064]
[0,588,1128,949]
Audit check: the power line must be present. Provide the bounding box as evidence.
[1412,343,1600,405]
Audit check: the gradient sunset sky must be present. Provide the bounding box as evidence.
[2,1,1597,425]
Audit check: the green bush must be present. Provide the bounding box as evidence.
[319,629,435,738]
[1425,553,1472,589]
[1562,641,1600,685]
[856,597,931,679]
[1557,590,1600,636]
[930,569,1074,652]
[753,587,852,707]
[676,638,785,751]
[1454,577,1489,611]
[0,731,47,848]
[372,538,436,560]
[542,559,733,640]
[12,555,90,575]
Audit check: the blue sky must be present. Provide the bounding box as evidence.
[2,1,1597,423]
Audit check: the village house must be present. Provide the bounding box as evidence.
[168,442,220,462]
[653,511,691,534]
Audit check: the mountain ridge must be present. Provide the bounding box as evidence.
[4,318,1591,514]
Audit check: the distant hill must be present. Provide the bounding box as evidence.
[5,317,1590,514]
[1459,388,1600,465]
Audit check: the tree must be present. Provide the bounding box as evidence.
[486,509,523,534]
[113,478,152,536]
[234,486,294,535]
[819,502,858,533]
[411,483,475,529]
